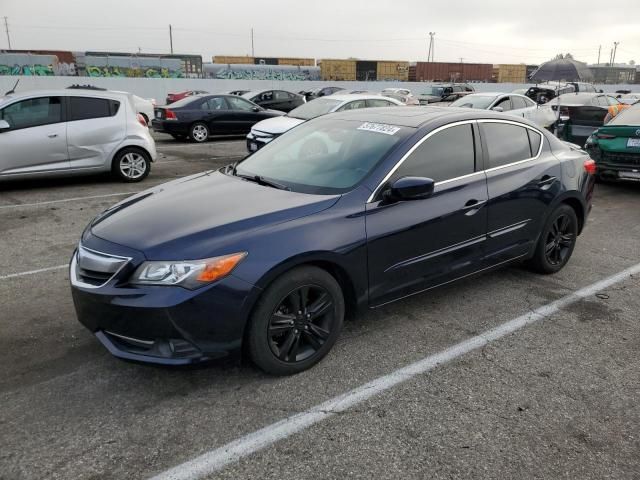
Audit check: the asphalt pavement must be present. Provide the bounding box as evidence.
[1,133,639,480]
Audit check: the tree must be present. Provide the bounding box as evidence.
[630,60,636,66]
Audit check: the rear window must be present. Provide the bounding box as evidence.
[287,98,341,120]
[69,97,119,121]
[608,104,640,126]
[166,96,200,108]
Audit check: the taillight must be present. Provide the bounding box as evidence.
[596,133,616,139]
[165,109,177,120]
[137,113,147,127]
[584,159,597,175]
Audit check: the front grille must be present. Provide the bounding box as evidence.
[601,151,640,167]
[71,246,131,288]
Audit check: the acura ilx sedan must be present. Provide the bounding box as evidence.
[71,107,596,375]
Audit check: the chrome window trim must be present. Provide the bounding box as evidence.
[70,245,132,289]
[366,118,545,203]
[366,120,476,203]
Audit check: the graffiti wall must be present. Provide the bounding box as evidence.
[204,63,320,81]
[84,55,184,78]
[0,53,58,76]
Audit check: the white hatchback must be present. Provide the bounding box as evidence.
[0,88,157,182]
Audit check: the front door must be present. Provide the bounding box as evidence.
[0,96,68,176]
[226,96,262,133]
[366,122,488,306]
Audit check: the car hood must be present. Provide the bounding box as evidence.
[251,115,304,135]
[90,171,339,260]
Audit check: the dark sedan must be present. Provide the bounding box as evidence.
[242,89,306,113]
[71,107,595,375]
[152,94,285,142]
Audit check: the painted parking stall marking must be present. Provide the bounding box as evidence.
[149,262,640,480]
[0,265,67,281]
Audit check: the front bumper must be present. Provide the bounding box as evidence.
[70,237,261,365]
[246,131,275,152]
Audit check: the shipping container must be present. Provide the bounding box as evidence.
[214,55,255,64]
[277,57,315,67]
[319,59,356,81]
[415,62,493,82]
[377,61,410,81]
[356,60,377,81]
[254,57,278,65]
[497,64,527,83]
[408,64,417,82]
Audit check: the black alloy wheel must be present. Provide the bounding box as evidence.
[528,204,578,274]
[247,266,344,375]
[544,214,574,266]
[268,285,334,363]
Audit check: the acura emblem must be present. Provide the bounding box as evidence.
[636,129,640,136]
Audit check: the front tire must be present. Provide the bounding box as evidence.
[112,148,150,183]
[189,122,209,143]
[528,204,578,274]
[247,266,345,375]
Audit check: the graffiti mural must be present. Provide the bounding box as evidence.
[0,53,57,76]
[205,64,320,81]
[84,55,185,78]
[86,65,184,78]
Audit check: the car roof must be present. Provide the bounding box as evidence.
[555,92,604,104]
[325,105,532,128]
[325,93,398,102]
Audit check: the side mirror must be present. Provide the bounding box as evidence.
[0,119,10,131]
[252,106,260,112]
[385,176,435,201]
[491,106,504,112]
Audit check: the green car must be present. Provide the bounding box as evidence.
[585,104,640,182]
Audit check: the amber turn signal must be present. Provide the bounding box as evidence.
[196,252,248,283]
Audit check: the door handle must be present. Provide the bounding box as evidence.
[48,133,58,138]
[461,199,487,216]
[537,175,557,190]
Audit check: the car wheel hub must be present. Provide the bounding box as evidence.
[120,153,146,179]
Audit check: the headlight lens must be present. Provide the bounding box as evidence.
[130,252,247,289]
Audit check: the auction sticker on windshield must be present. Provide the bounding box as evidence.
[357,122,401,135]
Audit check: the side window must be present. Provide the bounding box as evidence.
[260,91,274,101]
[392,124,475,183]
[274,91,290,100]
[493,97,512,111]
[453,86,462,93]
[227,96,256,111]
[607,96,620,106]
[527,129,542,155]
[367,99,394,108]
[511,96,528,110]
[201,97,226,110]
[1,97,62,130]
[482,122,532,168]
[338,100,367,111]
[522,96,536,108]
[69,97,114,121]
[596,96,609,107]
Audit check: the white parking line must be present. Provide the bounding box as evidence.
[0,265,67,281]
[0,192,137,210]
[149,262,640,480]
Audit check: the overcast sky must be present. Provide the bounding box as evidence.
[1,0,638,65]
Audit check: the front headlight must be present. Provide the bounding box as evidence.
[130,252,247,289]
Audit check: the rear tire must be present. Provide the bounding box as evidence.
[527,204,578,274]
[189,122,209,143]
[111,148,151,183]
[247,266,344,376]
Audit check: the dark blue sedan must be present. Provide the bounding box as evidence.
[71,107,596,375]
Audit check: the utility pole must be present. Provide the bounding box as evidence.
[251,28,255,57]
[427,32,435,62]
[597,45,601,65]
[3,16,11,49]
[609,47,614,66]
[612,41,619,65]
[169,24,174,54]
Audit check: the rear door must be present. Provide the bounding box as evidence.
[0,96,68,176]
[510,95,530,118]
[67,96,124,169]
[366,122,488,306]
[272,91,293,111]
[199,96,234,133]
[481,120,561,264]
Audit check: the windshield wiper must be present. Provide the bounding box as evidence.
[234,172,290,191]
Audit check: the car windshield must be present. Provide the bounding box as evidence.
[450,95,497,109]
[421,87,444,96]
[608,104,640,126]
[287,98,342,120]
[234,118,411,194]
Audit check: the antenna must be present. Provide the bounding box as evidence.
[5,78,20,95]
